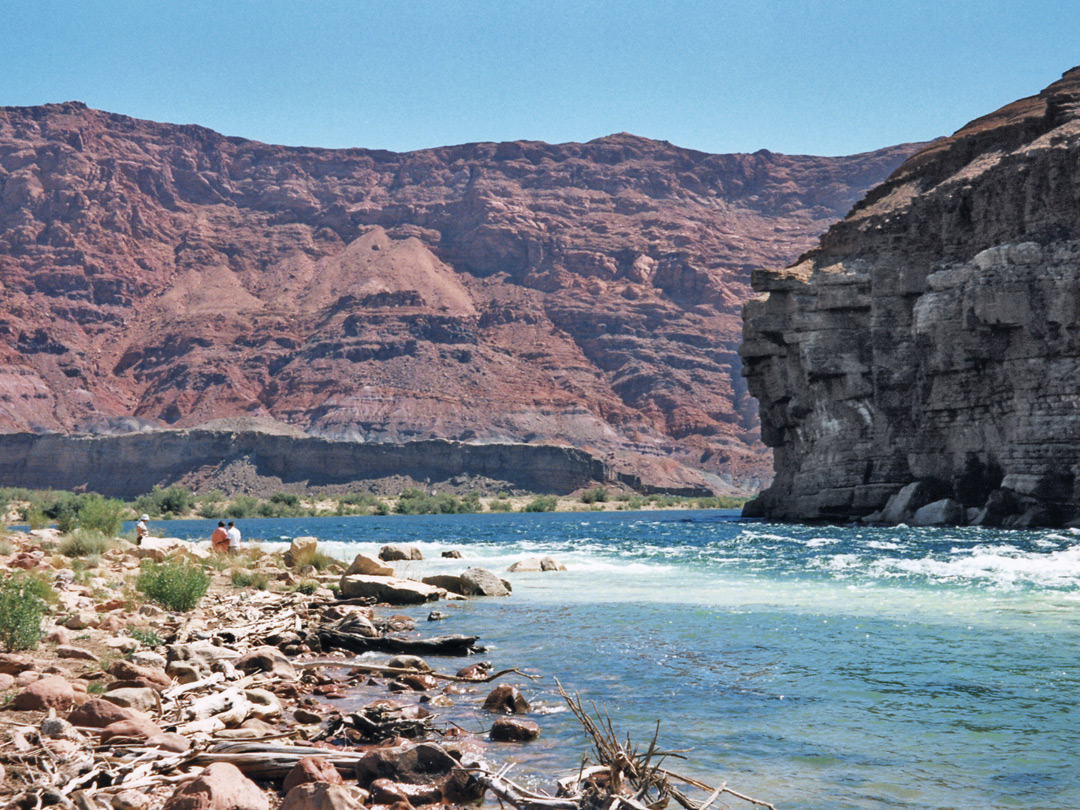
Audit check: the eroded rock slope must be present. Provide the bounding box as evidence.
[0,103,918,492]
[742,67,1080,524]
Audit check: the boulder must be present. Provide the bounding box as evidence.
[65,611,98,630]
[12,676,76,711]
[100,717,163,743]
[912,498,965,526]
[235,647,297,679]
[284,537,318,568]
[441,550,462,559]
[283,756,344,793]
[421,574,466,594]
[161,762,269,810]
[482,684,529,714]
[456,662,492,681]
[460,567,511,597]
[109,660,172,691]
[0,653,36,675]
[540,556,566,571]
[390,673,439,692]
[379,545,422,562]
[387,655,430,671]
[971,489,1021,527]
[131,651,168,669]
[134,537,203,562]
[506,558,542,572]
[338,575,442,604]
[111,791,148,810]
[244,688,283,720]
[345,554,393,577]
[280,783,364,810]
[145,731,191,752]
[103,687,158,714]
[490,717,540,742]
[0,673,15,690]
[69,698,146,728]
[880,480,940,524]
[355,742,459,788]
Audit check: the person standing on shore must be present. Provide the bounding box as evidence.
[136,514,149,546]
[226,521,241,551]
[210,521,229,554]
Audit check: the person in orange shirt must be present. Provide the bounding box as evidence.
[210,521,229,554]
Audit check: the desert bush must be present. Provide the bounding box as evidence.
[487,498,513,512]
[230,569,269,590]
[580,487,609,504]
[197,491,227,519]
[227,495,259,519]
[523,495,558,512]
[294,580,318,595]
[128,626,163,647]
[136,559,210,612]
[134,485,193,518]
[0,573,51,651]
[288,544,338,572]
[77,494,126,535]
[60,528,112,558]
[270,492,300,507]
[24,506,47,530]
[395,488,482,515]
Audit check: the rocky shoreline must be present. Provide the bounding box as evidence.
[0,531,770,810]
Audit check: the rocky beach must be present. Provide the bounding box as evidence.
[0,527,768,810]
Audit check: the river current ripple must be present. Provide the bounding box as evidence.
[155,510,1080,810]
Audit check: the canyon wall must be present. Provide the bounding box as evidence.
[0,427,618,499]
[742,68,1080,526]
[0,103,921,494]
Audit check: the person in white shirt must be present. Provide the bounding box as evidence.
[136,514,149,546]
[226,521,242,551]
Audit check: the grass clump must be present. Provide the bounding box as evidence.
[580,487,609,504]
[59,528,112,558]
[230,569,270,590]
[523,495,559,512]
[294,580,319,595]
[0,573,52,651]
[288,545,338,572]
[128,626,164,647]
[136,559,210,612]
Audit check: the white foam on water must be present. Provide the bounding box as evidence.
[865,540,900,550]
[870,543,1080,590]
[805,537,840,547]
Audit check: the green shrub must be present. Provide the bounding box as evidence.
[24,506,47,530]
[227,495,259,519]
[59,528,112,558]
[128,627,163,647]
[580,487,609,504]
[270,492,300,507]
[134,485,193,518]
[0,574,50,651]
[76,494,126,536]
[294,580,318,595]
[488,498,513,512]
[523,495,558,512]
[395,488,483,515]
[136,559,210,612]
[230,569,269,590]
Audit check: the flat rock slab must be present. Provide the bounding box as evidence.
[338,575,442,604]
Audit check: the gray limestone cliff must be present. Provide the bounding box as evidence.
[741,68,1080,527]
[0,429,631,499]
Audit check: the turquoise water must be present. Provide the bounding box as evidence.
[153,511,1080,810]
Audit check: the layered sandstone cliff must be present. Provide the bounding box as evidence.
[742,68,1080,525]
[0,103,919,493]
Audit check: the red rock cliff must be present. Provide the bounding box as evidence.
[0,103,919,492]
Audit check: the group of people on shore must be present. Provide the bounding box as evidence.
[134,515,242,554]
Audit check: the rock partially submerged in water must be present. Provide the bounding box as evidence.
[338,575,443,604]
[506,556,567,572]
[379,544,423,562]
[345,553,392,577]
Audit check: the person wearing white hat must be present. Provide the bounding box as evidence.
[136,514,149,545]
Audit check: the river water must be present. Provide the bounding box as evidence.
[154,510,1080,810]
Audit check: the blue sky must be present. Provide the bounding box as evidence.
[4,1,1079,156]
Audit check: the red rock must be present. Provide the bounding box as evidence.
[145,732,191,752]
[282,756,344,793]
[0,103,918,494]
[0,673,15,690]
[68,698,143,728]
[490,717,540,742]
[481,685,529,714]
[98,717,162,743]
[108,660,172,691]
[56,645,100,662]
[280,783,365,810]
[9,552,41,570]
[234,647,296,679]
[161,762,269,810]
[455,663,491,681]
[12,675,76,711]
[44,627,70,645]
[0,654,35,675]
